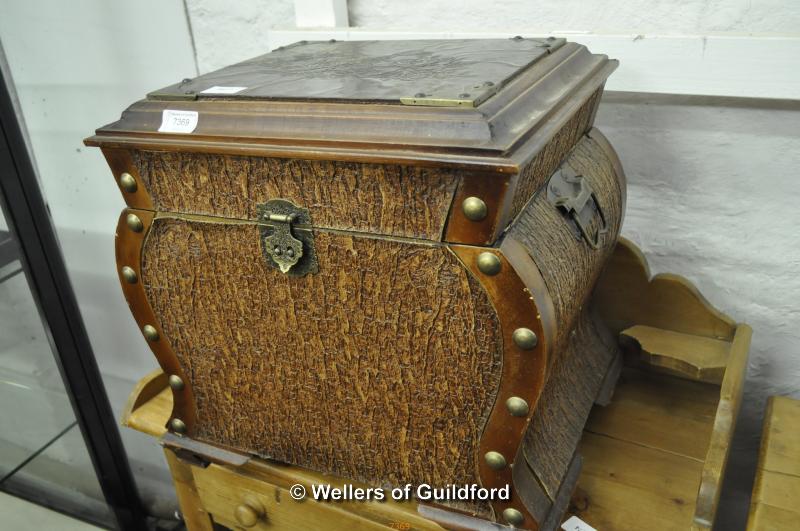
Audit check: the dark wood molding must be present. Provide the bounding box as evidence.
[115,208,197,434]
[450,245,549,530]
[85,43,616,173]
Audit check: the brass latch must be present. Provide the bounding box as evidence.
[256,199,318,276]
[547,167,608,250]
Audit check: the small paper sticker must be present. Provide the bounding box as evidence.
[561,516,596,531]
[200,85,247,94]
[158,109,198,134]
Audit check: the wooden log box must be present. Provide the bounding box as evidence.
[87,38,625,530]
[122,239,752,531]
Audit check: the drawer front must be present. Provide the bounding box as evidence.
[192,463,388,530]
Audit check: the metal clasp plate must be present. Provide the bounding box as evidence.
[546,167,608,250]
[257,199,318,276]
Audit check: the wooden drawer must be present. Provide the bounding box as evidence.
[191,463,378,530]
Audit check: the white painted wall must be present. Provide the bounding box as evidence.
[1,0,797,527]
[348,0,800,33]
[185,0,294,72]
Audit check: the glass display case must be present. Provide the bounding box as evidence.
[0,206,113,526]
[0,43,145,529]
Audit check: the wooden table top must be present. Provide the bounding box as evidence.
[747,396,800,530]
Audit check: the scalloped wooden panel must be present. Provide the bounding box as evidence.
[593,238,737,341]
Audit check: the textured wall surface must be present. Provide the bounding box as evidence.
[185,0,294,72]
[348,0,800,33]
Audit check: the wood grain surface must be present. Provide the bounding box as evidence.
[132,152,460,241]
[522,310,620,503]
[164,448,214,531]
[140,218,502,496]
[509,133,624,351]
[747,396,800,531]
[620,325,730,384]
[120,238,753,531]
[593,238,737,341]
[115,209,198,434]
[508,89,602,222]
[451,245,549,527]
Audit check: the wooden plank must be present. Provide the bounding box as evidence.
[760,396,800,477]
[120,367,167,428]
[693,324,752,530]
[570,432,702,530]
[747,396,800,530]
[125,384,171,438]
[123,362,740,530]
[164,448,214,531]
[748,502,800,531]
[593,239,737,340]
[621,325,729,384]
[239,461,446,531]
[585,367,718,461]
[192,462,415,531]
[751,470,800,513]
[267,31,800,101]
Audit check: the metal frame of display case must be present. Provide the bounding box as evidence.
[0,55,146,529]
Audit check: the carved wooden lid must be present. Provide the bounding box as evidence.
[148,39,562,108]
[86,38,617,171]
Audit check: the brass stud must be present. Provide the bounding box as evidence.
[142,324,159,342]
[170,418,187,434]
[121,266,138,284]
[503,508,525,526]
[119,172,137,193]
[126,213,143,232]
[506,396,530,417]
[462,196,488,221]
[484,451,507,470]
[168,375,185,391]
[512,328,538,350]
[476,252,501,276]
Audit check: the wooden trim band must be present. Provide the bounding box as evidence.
[102,148,153,211]
[115,208,196,435]
[450,245,549,530]
[587,127,627,224]
[444,171,513,246]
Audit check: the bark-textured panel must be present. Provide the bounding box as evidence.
[509,89,602,221]
[132,153,460,241]
[141,221,502,492]
[509,133,623,350]
[522,310,619,501]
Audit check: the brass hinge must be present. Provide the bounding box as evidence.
[256,199,318,276]
[146,90,199,101]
